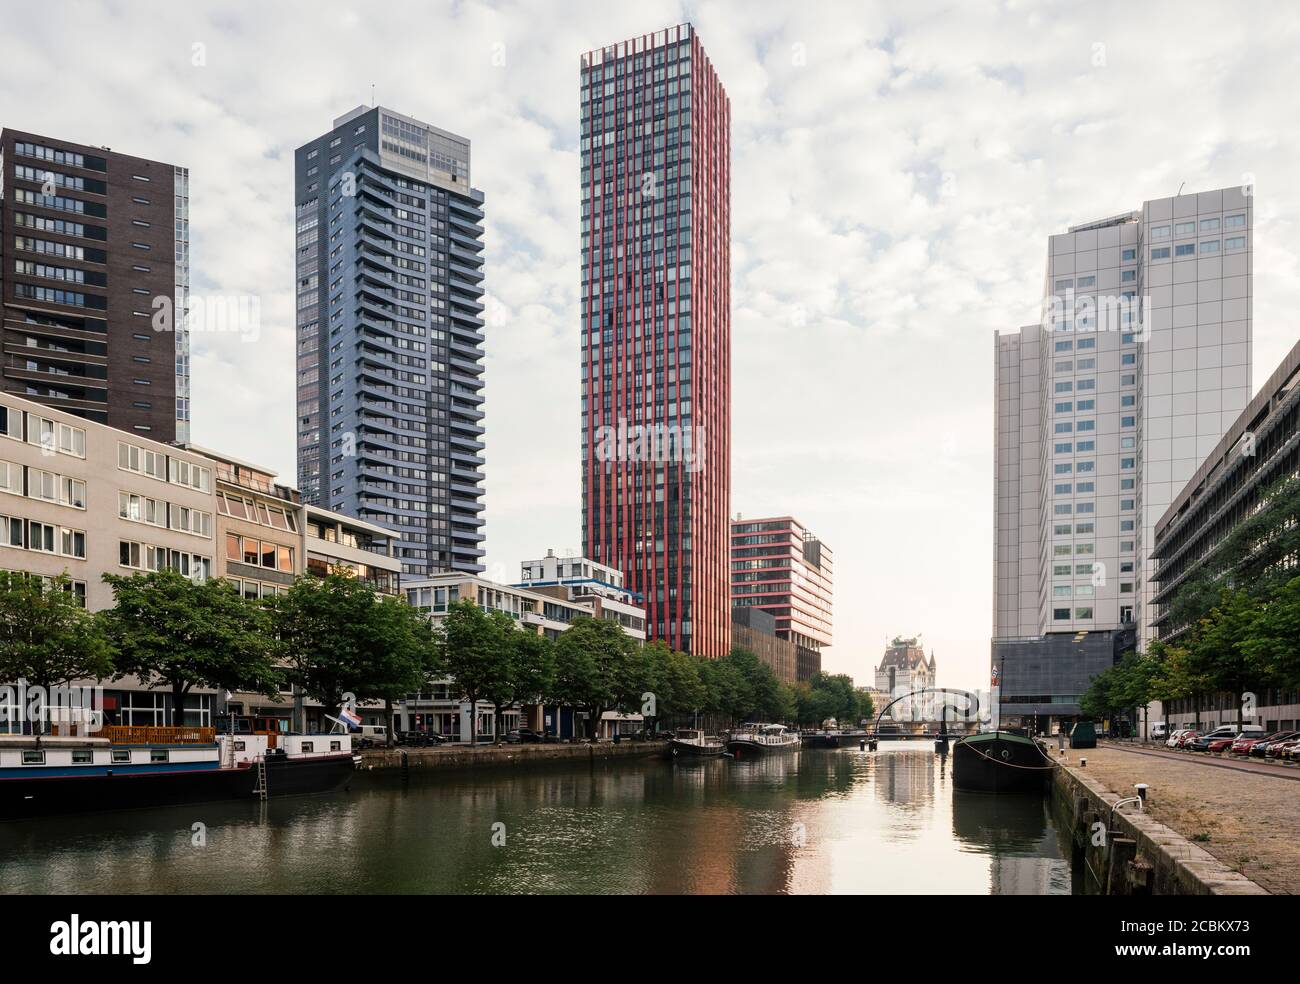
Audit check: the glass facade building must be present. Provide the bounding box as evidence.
[579,24,731,658]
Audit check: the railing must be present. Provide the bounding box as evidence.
[101,726,217,746]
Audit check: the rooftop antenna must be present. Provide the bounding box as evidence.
[1176,181,1185,197]
[370,84,376,107]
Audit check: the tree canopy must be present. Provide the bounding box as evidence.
[102,569,280,726]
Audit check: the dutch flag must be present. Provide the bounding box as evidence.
[339,705,362,730]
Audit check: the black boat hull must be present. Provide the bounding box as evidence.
[0,765,257,821]
[265,753,356,795]
[1,755,355,821]
[667,740,724,758]
[952,735,1052,793]
[725,739,799,758]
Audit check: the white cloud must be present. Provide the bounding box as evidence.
[4,0,1300,692]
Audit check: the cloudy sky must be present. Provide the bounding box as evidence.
[4,0,1300,691]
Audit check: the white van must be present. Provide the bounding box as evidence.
[1201,724,1265,741]
[1150,723,1170,741]
[355,725,389,747]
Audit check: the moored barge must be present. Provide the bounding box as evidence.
[951,730,1053,793]
[0,725,356,820]
[666,728,725,758]
[725,723,801,758]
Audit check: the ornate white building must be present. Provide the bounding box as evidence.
[874,637,936,696]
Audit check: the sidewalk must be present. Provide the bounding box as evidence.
[1066,742,1300,893]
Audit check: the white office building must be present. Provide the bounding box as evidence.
[993,186,1252,722]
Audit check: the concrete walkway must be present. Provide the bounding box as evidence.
[1063,742,1300,893]
[1099,741,1300,781]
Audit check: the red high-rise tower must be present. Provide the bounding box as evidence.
[579,24,731,658]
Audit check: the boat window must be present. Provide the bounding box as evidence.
[149,749,169,763]
[233,741,246,751]
[111,749,131,764]
[72,749,93,764]
[330,741,341,752]
[301,742,314,753]
[21,750,45,765]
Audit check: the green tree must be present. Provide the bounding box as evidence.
[855,688,876,726]
[1080,662,1118,721]
[719,647,790,723]
[273,572,436,735]
[796,672,861,727]
[479,623,558,745]
[552,615,642,740]
[1241,575,1300,691]
[0,572,113,734]
[656,645,705,723]
[698,654,748,726]
[358,594,443,746]
[102,570,280,727]
[434,600,513,743]
[1145,639,1183,735]
[510,630,557,733]
[1194,589,1265,729]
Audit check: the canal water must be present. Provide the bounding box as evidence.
[0,746,1075,894]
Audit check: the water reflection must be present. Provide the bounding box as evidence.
[951,790,1074,895]
[0,746,1072,895]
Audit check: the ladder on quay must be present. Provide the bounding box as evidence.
[254,758,268,800]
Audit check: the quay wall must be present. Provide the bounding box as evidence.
[1050,755,1267,895]
[358,740,665,774]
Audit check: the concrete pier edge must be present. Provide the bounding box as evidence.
[1053,756,1270,895]
[358,740,666,774]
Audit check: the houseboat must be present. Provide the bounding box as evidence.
[666,728,725,758]
[725,723,801,758]
[951,730,1053,793]
[0,725,356,821]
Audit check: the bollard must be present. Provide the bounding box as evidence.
[1080,756,1087,767]
[859,738,866,751]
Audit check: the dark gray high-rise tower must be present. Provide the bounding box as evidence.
[294,106,486,577]
[0,128,191,442]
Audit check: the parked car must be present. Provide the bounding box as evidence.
[1174,730,1203,749]
[1281,740,1300,761]
[1232,731,1289,756]
[504,729,545,744]
[1166,729,1193,748]
[1150,723,1170,741]
[397,731,448,746]
[1248,727,1300,759]
[1187,725,1265,753]
[1256,732,1300,758]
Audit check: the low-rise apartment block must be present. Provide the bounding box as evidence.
[404,565,647,740]
[0,391,215,612]
[0,391,400,732]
